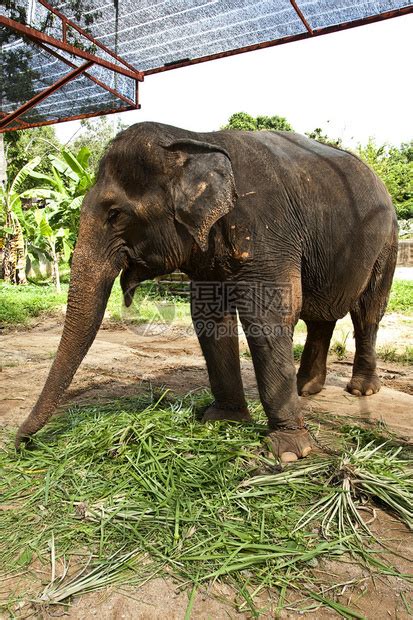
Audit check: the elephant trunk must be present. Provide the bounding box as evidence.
[16,243,118,447]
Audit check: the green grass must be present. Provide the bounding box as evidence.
[244,345,304,362]
[1,278,411,327]
[107,280,190,324]
[1,393,412,616]
[377,344,413,365]
[387,280,413,314]
[0,279,190,327]
[0,282,68,325]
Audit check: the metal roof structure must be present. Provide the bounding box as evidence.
[1,0,412,132]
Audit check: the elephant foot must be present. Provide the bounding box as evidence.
[346,373,380,397]
[201,402,252,423]
[297,373,326,396]
[266,428,312,463]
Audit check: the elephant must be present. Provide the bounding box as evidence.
[16,122,398,462]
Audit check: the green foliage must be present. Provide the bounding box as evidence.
[0,148,93,288]
[293,343,304,361]
[0,157,45,282]
[330,331,349,360]
[357,139,413,219]
[3,126,61,185]
[0,156,41,234]
[377,345,413,365]
[21,146,94,261]
[305,127,342,148]
[222,112,293,132]
[72,116,127,172]
[398,218,413,239]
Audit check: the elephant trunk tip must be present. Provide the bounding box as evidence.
[15,427,33,450]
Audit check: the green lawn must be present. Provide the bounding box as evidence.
[0,279,190,327]
[0,282,69,325]
[387,279,413,313]
[0,278,411,327]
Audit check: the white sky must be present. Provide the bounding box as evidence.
[56,14,413,148]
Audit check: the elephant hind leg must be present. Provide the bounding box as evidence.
[297,320,336,396]
[347,242,397,397]
[346,318,381,396]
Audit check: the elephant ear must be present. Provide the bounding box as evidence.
[164,139,236,251]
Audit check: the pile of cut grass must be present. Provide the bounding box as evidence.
[0,392,412,617]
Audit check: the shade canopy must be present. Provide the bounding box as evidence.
[1,0,412,131]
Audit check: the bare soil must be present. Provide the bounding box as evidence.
[1,314,412,619]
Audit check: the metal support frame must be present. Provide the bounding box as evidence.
[39,0,140,75]
[290,0,313,35]
[0,62,93,129]
[0,0,143,132]
[1,1,412,130]
[1,17,143,80]
[35,41,136,107]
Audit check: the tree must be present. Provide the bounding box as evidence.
[222,112,293,132]
[305,127,342,148]
[357,139,413,219]
[4,126,61,185]
[72,116,127,172]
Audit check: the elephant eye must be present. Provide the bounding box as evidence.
[107,208,120,224]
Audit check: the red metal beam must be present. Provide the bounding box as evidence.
[1,103,139,133]
[145,5,413,75]
[0,61,93,129]
[290,0,313,35]
[35,41,136,107]
[0,112,30,128]
[0,16,143,81]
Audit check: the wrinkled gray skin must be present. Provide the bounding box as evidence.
[16,123,398,462]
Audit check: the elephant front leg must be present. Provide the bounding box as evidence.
[238,286,312,462]
[191,283,250,423]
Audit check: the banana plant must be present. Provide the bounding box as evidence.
[19,146,93,289]
[30,209,71,293]
[0,156,42,283]
[1,147,93,287]
[22,146,93,253]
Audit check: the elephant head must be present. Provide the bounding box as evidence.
[16,123,236,446]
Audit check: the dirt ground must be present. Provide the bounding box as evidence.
[1,312,412,619]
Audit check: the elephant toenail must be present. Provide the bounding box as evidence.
[280,451,298,463]
[351,389,362,396]
[302,446,312,457]
[365,389,373,396]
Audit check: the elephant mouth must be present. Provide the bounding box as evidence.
[120,258,154,307]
